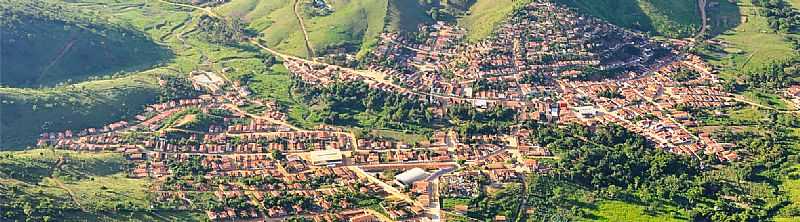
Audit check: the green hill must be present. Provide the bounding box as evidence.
[219,0,515,57]
[0,0,171,88]
[0,72,163,149]
[556,0,701,38]
[219,0,388,58]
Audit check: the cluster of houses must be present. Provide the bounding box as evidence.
[362,0,675,110]
[559,59,738,161]
[29,0,771,221]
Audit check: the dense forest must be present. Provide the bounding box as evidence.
[291,78,435,128]
[158,74,203,102]
[521,120,799,221]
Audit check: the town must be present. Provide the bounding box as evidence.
[25,0,800,221]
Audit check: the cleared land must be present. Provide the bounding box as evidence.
[584,201,688,222]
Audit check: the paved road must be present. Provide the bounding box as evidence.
[348,166,418,205]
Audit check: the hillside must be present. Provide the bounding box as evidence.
[0,0,171,88]
[556,0,702,38]
[0,72,163,149]
[220,0,520,57]
[0,149,206,221]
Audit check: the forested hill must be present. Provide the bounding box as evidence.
[0,0,170,88]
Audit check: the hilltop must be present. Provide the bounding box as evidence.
[218,0,525,58]
[0,0,171,87]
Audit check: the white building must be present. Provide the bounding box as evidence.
[394,168,430,188]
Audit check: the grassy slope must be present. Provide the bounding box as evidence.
[458,0,522,42]
[556,0,700,38]
[385,0,433,33]
[220,0,389,58]
[0,0,171,88]
[304,0,388,57]
[0,149,204,221]
[0,73,163,149]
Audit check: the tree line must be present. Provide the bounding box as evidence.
[752,0,800,33]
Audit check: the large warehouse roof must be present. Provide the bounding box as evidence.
[395,168,430,186]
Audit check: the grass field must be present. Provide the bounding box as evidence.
[583,201,688,222]
[244,63,295,104]
[728,106,768,122]
[368,129,430,145]
[790,0,800,9]
[743,91,791,110]
[706,0,796,77]
[55,173,151,210]
[442,197,471,210]
[458,0,522,42]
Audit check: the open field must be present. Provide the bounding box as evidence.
[368,129,430,145]
[706,0,796,78]
[458,0,521,42]
[790,0,800,9]
[742,91,791,110]
[583,201,688,222]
